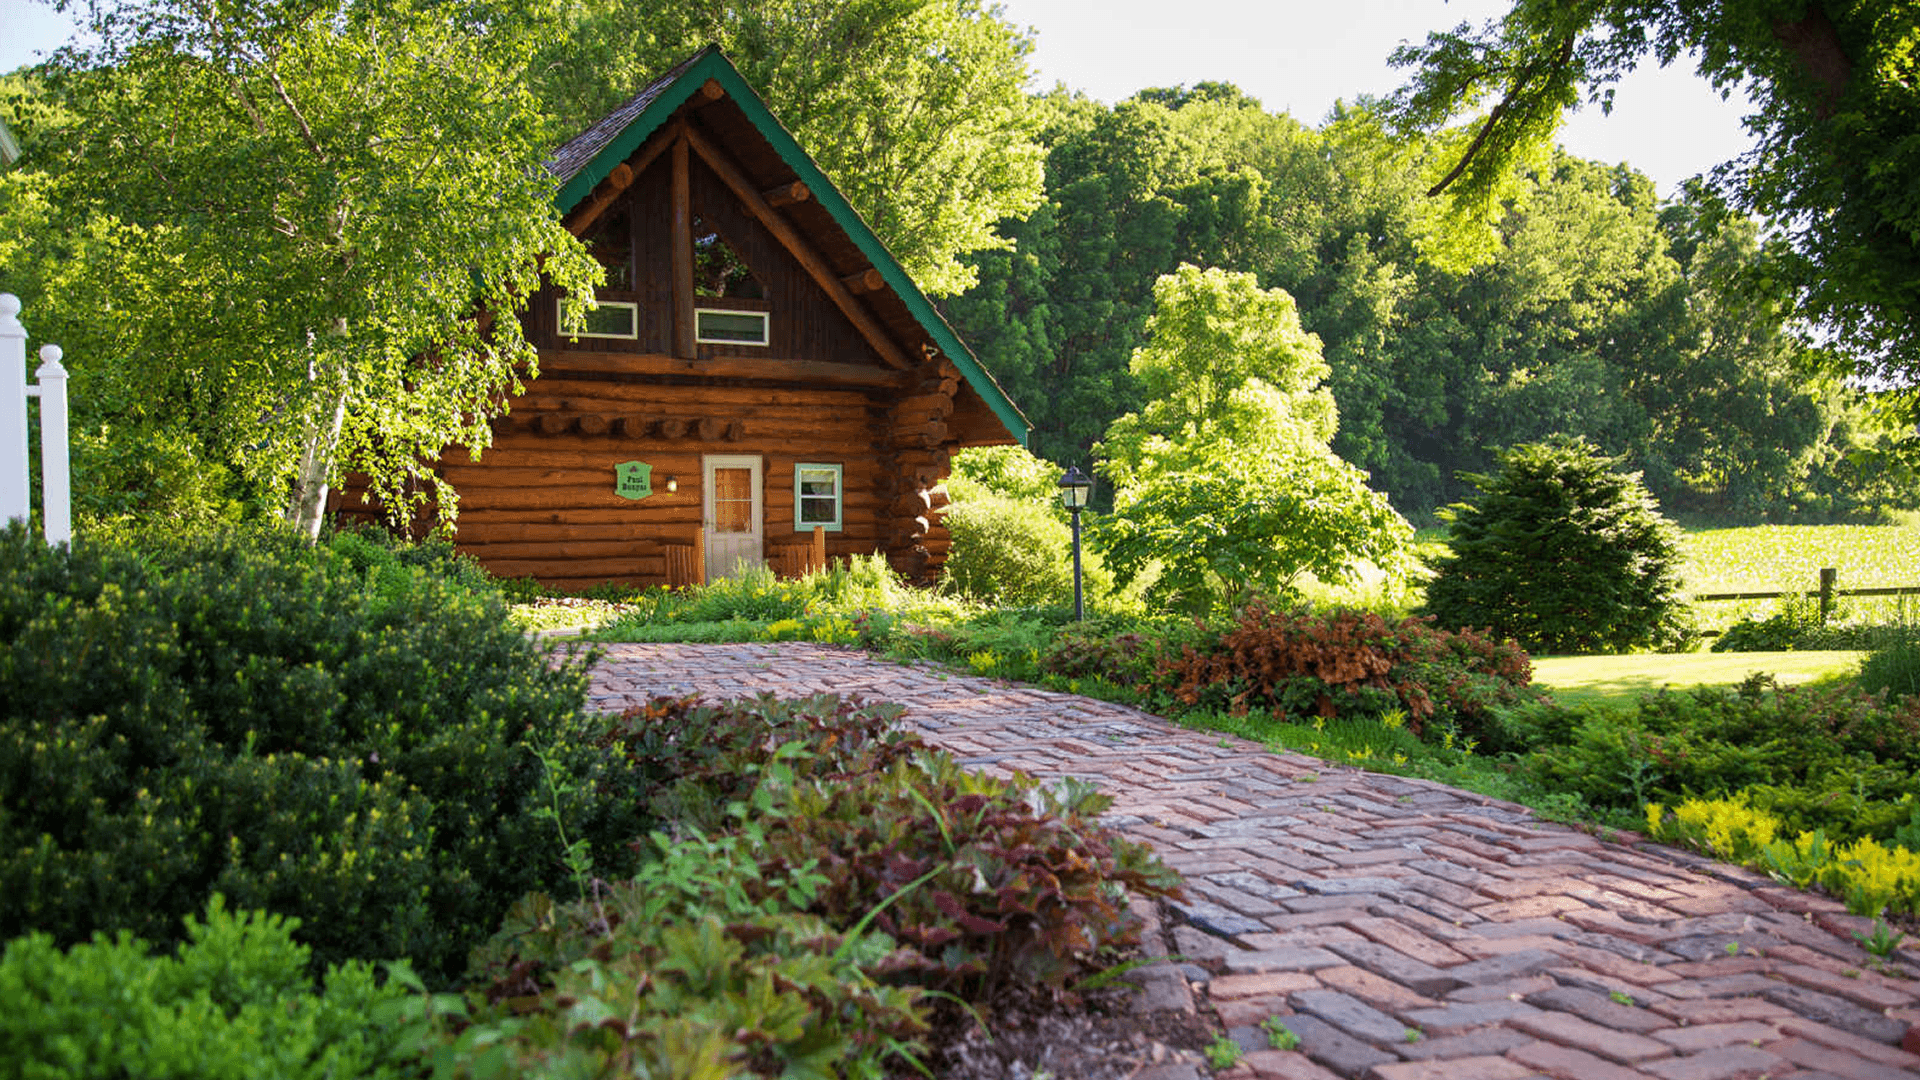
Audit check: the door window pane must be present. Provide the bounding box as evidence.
[713,467,753,533]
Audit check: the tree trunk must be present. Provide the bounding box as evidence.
[285,378,349,540]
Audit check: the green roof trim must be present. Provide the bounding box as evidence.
[552,49,1029,447]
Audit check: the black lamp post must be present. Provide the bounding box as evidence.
[1058,465,1092,620]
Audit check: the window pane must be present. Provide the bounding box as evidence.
[696,310,767,344]
[712,467,753,533]
[799,468,838,496]
[580,303,636,337]
[799,497,835,524]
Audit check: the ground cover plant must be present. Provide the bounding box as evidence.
[411,692,1183,1078]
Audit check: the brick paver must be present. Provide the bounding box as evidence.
[583,642,1920,1080]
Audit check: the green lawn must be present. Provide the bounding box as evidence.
[1531,650,1867,710]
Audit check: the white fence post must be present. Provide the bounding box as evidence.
[0,292,73,544]
[0,294,29,529]
[35,345,69,544]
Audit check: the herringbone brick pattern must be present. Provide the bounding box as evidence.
[584,641,1920,1080]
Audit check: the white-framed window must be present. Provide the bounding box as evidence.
[563,297,639,340]
[794,463,843,532]
[696,307,770,346]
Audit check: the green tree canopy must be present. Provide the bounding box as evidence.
[4,0,600,531]
[1388,0,1920,393]
[1094,266,1410,612]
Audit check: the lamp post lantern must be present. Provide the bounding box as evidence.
[1058,466,1092,620]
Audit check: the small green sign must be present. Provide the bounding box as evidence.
[614,460,653,500]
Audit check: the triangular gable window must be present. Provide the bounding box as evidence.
[586,208,633,290]
[692,216,764,300]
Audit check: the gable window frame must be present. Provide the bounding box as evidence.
[562,297,640,340]
[695,306,771,346]
[794,462,843,532]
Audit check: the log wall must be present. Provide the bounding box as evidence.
[436,374,895,589]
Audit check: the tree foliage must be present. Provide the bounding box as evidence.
[4,0,600,531]
[1387,0,1920,393]
[946,85,1913,523]
[1094,266,1410,612]
[1423,437,1692,655]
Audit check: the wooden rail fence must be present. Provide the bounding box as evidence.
[1693,567,1920,628]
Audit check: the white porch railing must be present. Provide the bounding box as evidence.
[0,293,70,544]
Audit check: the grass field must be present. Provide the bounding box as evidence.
[1531,650,1867,710]
[1679,523,1920,632]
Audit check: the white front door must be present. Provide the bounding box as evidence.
[703,454,763,579]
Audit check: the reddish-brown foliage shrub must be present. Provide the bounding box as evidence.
[1150,604,1534,736]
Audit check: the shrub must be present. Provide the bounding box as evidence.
[0,525,654,981]
[1148,604,1534,738]
[1858,625,1920,702]
[942,492,1113,608]
[1519,676,1920,840]
[1423,437,1693,654]
[0,898,419,1080]
[454,836,927,1080]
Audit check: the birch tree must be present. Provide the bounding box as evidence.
[11,0,599,532]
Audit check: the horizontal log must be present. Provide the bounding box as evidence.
[763,180,811,208]
[459,539,664,560]
[536,350,912,389]
[454,522,651,543]
[575,413,610,436]
[890,491,932,516]
[447,445,710,469]
[521,379,877,409]
[455,487,703,512]
[457,507,689,525]
[841,267,885,294]
[477,556,668,580]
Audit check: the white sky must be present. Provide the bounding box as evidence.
[1001,0,1758,195]
[2,0,1758,195]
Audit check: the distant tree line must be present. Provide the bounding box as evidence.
[942,84,1915,523]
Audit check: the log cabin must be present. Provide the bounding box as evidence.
[335,47,1028,590]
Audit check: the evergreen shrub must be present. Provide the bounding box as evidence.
[0,525,655,980]
[0,898,417,1080]
[1423,438,1693,654]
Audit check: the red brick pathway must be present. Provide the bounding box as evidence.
[585,642,1920,1080]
